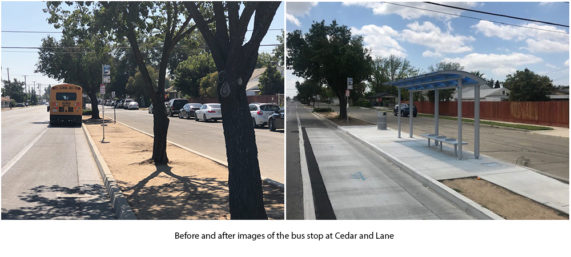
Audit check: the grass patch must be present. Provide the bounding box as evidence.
[83,108,92,115]
[418,113,552,131]
[313,107,333,113]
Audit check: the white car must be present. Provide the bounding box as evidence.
[127,101,139,110]
[195,103,222,122]
[250,103,280,127]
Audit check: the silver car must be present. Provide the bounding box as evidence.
[250,103,280,128]
[195,103,222,122]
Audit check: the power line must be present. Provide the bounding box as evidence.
[384,2,568,35]
[425,2,569,28]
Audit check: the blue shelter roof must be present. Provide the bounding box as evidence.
[385,70,486,91]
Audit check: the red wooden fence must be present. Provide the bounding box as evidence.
[414,101,569,127]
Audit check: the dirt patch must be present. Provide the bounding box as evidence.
[441,177,568,220]
[84,116,283,219]
[319,111,372,126]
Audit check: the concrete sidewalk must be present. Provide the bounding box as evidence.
[340,125,569,215]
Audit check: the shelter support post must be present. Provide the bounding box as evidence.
[435,88,439,140]
[474,83,480,159]
[409,90,413,138]
[457,79,463,160]
[397,88,401,138]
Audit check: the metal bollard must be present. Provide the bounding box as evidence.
[377,111,387,130]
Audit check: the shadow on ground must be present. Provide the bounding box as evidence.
[117,164,284,220]
[1,184,116,220]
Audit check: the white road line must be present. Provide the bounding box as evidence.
[1,127,48,176]
[297,104,316,220]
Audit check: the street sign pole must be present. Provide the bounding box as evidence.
[111,91,116,124]
[101,64,111,143]
[347,77,353,123]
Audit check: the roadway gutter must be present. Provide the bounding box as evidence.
[81,123,137,220]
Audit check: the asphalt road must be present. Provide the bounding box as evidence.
[286,101,476,219]
[1,106,115,219]
[102,106,284,184]
[336,105,569,182]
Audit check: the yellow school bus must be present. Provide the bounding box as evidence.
[48,83,83,125]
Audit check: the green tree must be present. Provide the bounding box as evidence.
[370,55,419,99]
[185,1,281,219]
[126,65,159,104]
[273,33,284,66]
[29,89,38,105]
[199,71,218,97]
[51,1,206,164]
[258,66,284,95]
[287,20,373,119]
[1,79,26,103]
[494,80,501,89]
[427,61,464,102]
[296,80,323,106]
[173,52,216,97]
[256,52,276,68]
[504,68,553,101]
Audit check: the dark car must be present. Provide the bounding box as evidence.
[166,98,189,117]
[268,108,284,131]
[394,103,417,117]
[178,103,203,119]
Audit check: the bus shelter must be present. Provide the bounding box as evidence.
[385,71,486,160]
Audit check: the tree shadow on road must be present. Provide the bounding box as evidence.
[1,184,116,220]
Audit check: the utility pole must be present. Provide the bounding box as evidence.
[23,75,27,105]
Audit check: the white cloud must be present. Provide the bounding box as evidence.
[343,2,477,20]
[473,20,569,53]
[401,21,474,55]
[286,2,317,26]
[351,24,406,58]
[286,13,301,27]
[443,52,543,78]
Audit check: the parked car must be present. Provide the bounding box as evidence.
[179,103,203,119]
[268,108,284,131]
[393,103,417,117]
[115,99,124,108]
[250,103,280,128]
[123,99,135,109]
[127,101,139,110]
[166,98,189,117]
[195,103,222,122]
[15,102,25,107]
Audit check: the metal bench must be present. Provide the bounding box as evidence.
[421,134,468,157]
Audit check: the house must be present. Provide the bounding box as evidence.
[452,84,510,101]
[245,67,267,96]
[245,66,284,96]
[366,92,396,107]
[1,96,11,108]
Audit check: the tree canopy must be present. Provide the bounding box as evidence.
[1,79,26,103]
[258,66,284,95]
[287,20,373,119]
[505,68,553,101]
[173,52,216,97]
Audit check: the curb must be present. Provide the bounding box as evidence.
[313,112,503,220]
[81,124,137,220]
[115,120,284,189]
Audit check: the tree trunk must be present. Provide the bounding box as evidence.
[150,94,169,164]
[338,91,347,119]
[219,56,267,220]
[88,90,100,119]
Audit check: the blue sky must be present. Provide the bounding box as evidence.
[286,2,569,97]
[1,1,284,92]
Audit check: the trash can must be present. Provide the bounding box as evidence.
[377,111,387,130]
